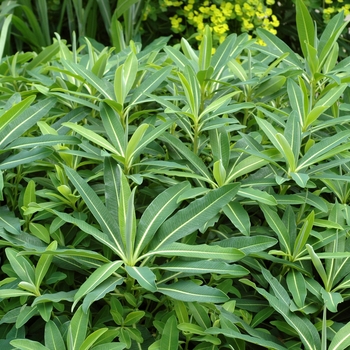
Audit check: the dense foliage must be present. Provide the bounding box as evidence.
[1,0,350,349]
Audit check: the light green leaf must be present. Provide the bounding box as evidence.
[290,172,309,188]
[158,281,228,303]
[5,248,35,284]
[296,0,316,58]
[67,306,88,350]
[72,261,123,310]
[125,266,157,292]
[329,321,350,350]
[198,25,212,71]
[238,187,277,206]
[45,320,66,350]
[62,122,122,157]
[321,289,343,313]
[134,182,190,258]
[149,184,239,250]
[82,276,124,313]
[160,315,179,350]
[35,241,57,290]
[10,339,49,350]
[63,166,125,259]
[286,270,306,309]
[79,328,109,350]
[146,242,244,261]
[223,201,250,236]
[123,311,145,326]
[159,260,249,277]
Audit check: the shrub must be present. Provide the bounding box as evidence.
[1,0,350,349]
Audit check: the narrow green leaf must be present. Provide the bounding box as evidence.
[238,187,277,206]
[73,261,123,310]
[125,265,157,292]
[160,260,249,277]
[146,242,244,261]
[100,102,126,157]
[67,306,88,350]
[10,339,49,350]
[134,182,189,258]
[296,0,316,58]
[329,321,350,350]
[321,289,343,313]
[79,328,108,350]
[160,315,179,350]
[82,276,123,313]
[123,311,145,326]
[198,25,212,71]
[260,204,291,255]
[5,248,35,284]
[306,244,328,287]
[25,42,60,71]
[150,184,240,250]
[35,241,57,290]
[293,211,314,259]
[0,98,56,149]
[158,281,228,303]
[114,0,140,19]
[63,166,125,258]
[129,66,172,105]
[286,270,306,309]
[287,79,305,127]
[45,320,66,350]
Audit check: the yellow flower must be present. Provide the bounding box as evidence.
[325,0,332,3]
[266,0,275,4]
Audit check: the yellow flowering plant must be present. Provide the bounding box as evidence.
[141,0,280,48]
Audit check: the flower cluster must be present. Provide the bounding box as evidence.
[142,0,280,48]
[323,0,350,22]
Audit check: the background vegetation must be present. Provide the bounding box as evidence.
[1,0,350,349]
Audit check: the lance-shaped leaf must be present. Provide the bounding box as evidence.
[72,261,123,311]
[287,79,305,127]
[144,242,244,261]
[134,182,189,258]
[296,0,316,59]
[158,280,228,303]
[223,201,250,236]
[125,266,157,292]
[6,135,81,149]
[45,320,66,350]
[0,206,21,235]
[0,98,56,149]
[63,165,125,259]
[35,241,57,291]
[286,269,307,309]
[62,60,115,99]
[5,248,35,284]
[160,315,179,350]
[159,260,249,277]
[296,130,350,171]
[238,187,277,206]
[329,321,350,350]
[67,306,89,350]
[129,66,172,105]
[149,184,240,251]
[260,204,291,255]
[100,102,126,157]
[62,122,123,158]
[82,276,124,313]
[10,339,49,350]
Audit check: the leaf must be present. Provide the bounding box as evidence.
[0,97,56,149]
[260,204,291,255]
[45,320,66,350]
[147,241,244,262]
[72,261,123,310]
[125,266,157,292]
[79,328,109,350]
[100,102,126,157]
[329,321,350,350]
[158,281,228,303]
[238,187,277,206]
[149,184,239,250]
[114,0,140,19]
[286,270,306,309]
[129,66,172,105]
[223,201,250,236]
[321,289,343,313]
[123,311,145,326]
[82,276,124,313]
[35,241,57,290]
[10,339,49,350]
[67,306,88,350]
[5,248,35,284]
[287,79,305,127]
[296,0,316,59]
[134,182,189,258]
[62,122,122,157]
[159,260,249,277]
[254,76,286,97]
[63,166,125,259]
[306,244,328,289]
[160,315,179,350]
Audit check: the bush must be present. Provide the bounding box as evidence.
[1,0,350,349]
